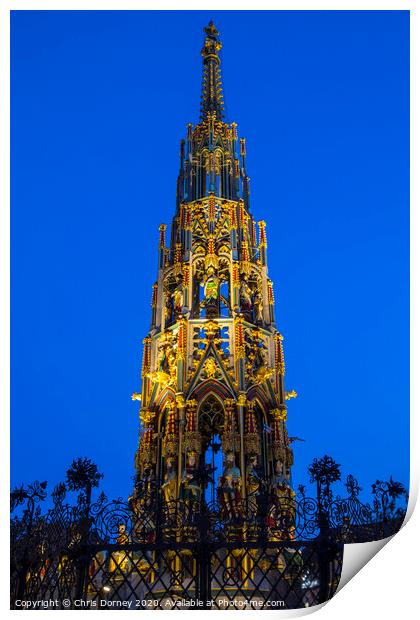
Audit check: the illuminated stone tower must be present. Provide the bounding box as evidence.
[133,22,294,517]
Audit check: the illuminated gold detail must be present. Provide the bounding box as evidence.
[141,338,151,378]
[274,333,285,376]
[147,370,173,387]
[272,407,287,422]
[175,394,185,408]
[202,357,218,378]
[234,315,245,359]
[252,366,274,385]
[140,409,155,425]
[258,220,267,247]
[159,224,166,247]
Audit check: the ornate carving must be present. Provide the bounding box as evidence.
[162,403,178,457]
[234,315,245,359]
[137,428,157,467]
[221,398,240,453]
[252,366,274,385]
[139,409,155,426]
[132,23,295,521]
[202,357,218,378]
[217,451,242,520]
[184,399,202,453]
[244,402,261,456]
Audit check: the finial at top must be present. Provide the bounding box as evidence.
[200,21,224,121]
[201,20,222,59]
[204,21,219,40]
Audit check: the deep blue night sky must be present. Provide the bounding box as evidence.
[11,10,409,504]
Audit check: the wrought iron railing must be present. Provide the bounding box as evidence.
[10,476,406,610]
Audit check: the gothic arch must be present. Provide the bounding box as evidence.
[154,387,176,412]
[197,393,225,438]
[188,378,234,402]
[246,385,272,415]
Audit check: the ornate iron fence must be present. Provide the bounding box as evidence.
[10,479,405,610]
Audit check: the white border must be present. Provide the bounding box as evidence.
[2,2,417,618]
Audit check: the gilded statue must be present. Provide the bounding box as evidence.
[239,280,252,310]
[180,451,201,508]
[218,451,242,520]
[171,282,184,314]
[254,289,264,323]
[246,455,262,517]
[267,459,294,538]
[203,267,219,301]
[164,292,173,327]
[161,457,178,509]
[109,524,130,574]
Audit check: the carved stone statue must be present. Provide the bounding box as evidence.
[246,455,262,517]
[203,267,219,301]
[218,451,242,520]
[268,459,294,537]
[164,292,173,326]
[143,465,156,496]
[239,280,252,310]
[172,282,184,314]
[271,459,289,489]
[116,523,129,545]
[254,289,264,324]
[161,457,177,507]
[109,524,130,574]
[180,451,201,508]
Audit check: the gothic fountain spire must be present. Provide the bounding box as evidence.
[134,22,295,551]
[200,21,225,121]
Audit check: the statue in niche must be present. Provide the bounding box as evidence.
[239,280,253,313]
[254,288,264,324]
[152,333,177,386]
[268,459,294,537]
[161,457,178,516]
[171,281,184,315]
[246,455,263,518]
[180,451,202,509]
[140,465,156,500]
[132,464,156,503]
[271,458,289,490]
[203,267,220,302]
[164,291,173,327]
[218,451,242,521]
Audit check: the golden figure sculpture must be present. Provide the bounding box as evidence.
[218,451,242,520]
[161,457,178,511]
[254,289,264,323]
[109,524,130,575]
[172,282,184,313]
[239,280,252,309]
[180,451,202,508]
[203,267,220,300]
[268,459,295,540]
[246,455,262,518]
